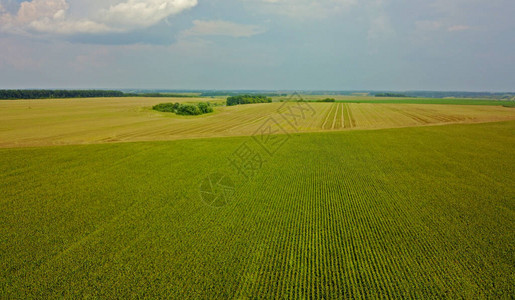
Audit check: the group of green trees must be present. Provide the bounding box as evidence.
[0,90,124,99]
[317,98,336,102]
[152,102,214,116]
[226,95,272,106]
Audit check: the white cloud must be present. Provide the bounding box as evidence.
[0,0,198,35]
[448,25,470,32]
[16,0,67,23]
[367,14,394,41]
[415,20,443,31]
[100,0,197,28]
[414,20,472,34]
[182,20,265,38]
[29,17,113,34]
[366,0,395,43]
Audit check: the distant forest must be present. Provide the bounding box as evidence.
[375,93,408,97]
[0,90,198,100]
[0,90,125,99]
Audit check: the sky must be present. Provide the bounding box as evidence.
[0,0,513,91]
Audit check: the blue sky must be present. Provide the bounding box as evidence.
[0,0,513,91]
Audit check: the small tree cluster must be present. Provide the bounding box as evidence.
[152,102,213,116]
[317,98,336,102]
[226,95,272,106]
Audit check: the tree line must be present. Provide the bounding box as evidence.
[226,95,272,106]
[0,90,201,100]
[0,90,125,100]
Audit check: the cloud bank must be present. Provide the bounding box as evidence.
[0,0,198,35]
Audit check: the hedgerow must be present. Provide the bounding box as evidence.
[226,95,272,106]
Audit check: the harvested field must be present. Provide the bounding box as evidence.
[1,98,514,148]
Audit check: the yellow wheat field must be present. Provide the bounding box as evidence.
[1,97,514,148]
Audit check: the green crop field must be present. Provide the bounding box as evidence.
[1,120,514,298]
[334,98,515,106]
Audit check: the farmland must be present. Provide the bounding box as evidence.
[2,0,513,297]
[275,94,515,106]
[1,119,514,298]
[1,97,514,148]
